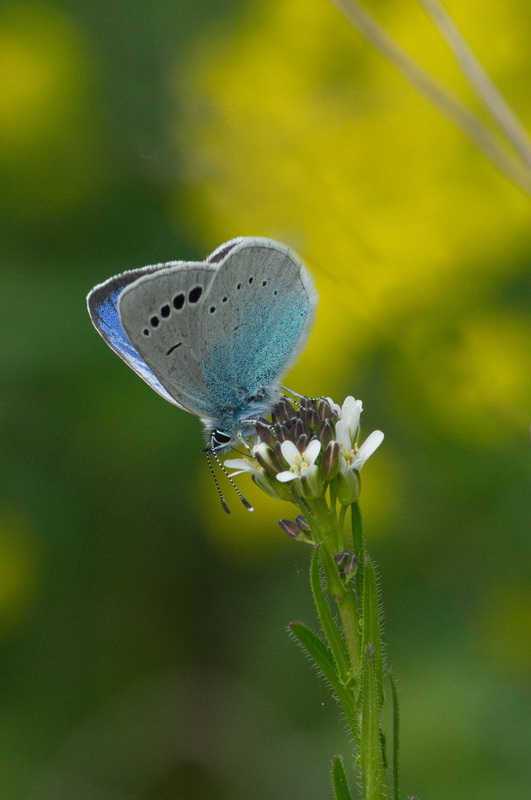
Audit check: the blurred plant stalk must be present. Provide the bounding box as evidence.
[328,0,531,195]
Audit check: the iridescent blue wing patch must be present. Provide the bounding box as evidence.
[87,264,186,407]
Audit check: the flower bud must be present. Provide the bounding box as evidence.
[317,398,332,420]
[300,466,322,499]
[334,550,352,570]
[253,471,292,501]
[319,418,336,449]
[343,553,358,578]
[274,422,290,442]
[254,444,280,477]
[276,398,295,422]
[278,518,301,539]
[307,405,320,432]
[293,418,307,440]
[320,440,340,480]
[335,467,361,505]
[295,515,310,531]
[296,433,308,453]
[273,440,286,470]
[256,419,276,447]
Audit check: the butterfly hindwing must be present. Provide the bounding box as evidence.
[118,263,219,417]
[199,239,317,416]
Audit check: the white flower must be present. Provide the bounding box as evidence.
[223,456,259,477]
[225,443,289,501]
[276,439,321,483]
[352,429,384,470]
[339,396,363,437]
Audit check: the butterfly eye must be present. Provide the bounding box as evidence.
[161,304,170,318]
[150,315,159,327]
[212,430,232,448]
[173,293,185,310]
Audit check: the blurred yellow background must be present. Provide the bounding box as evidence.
[1,1,529,798]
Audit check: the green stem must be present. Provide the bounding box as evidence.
[309,497,360,674]
[310,496,339,551]
[337,591,360,675]
[351,501,365,615]
[337,504,347,551]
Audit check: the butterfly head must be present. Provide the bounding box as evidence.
[208,428,234,453]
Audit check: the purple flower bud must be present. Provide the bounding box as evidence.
[307,405,320,431]
[319,418,336,449]
[254,446,279,477]
[296,433,308,453]
[295,515,310,531]
[318,398,332,420]
[273,440,286,470]
[334,551,352,570]
[256,419,275,447]
[294,418,307,440]
[274,422,291,442]
[276,398,295,422]
[321,441,340,480]
[278,518,301,539]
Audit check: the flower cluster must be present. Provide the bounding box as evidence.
[226,395,383,509]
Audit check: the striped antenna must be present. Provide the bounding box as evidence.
[204,446,254,513]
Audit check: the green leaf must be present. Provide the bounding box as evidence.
[361,558,384,709]
[332,755,354,800]
[359,645,388,800]
[388,670,401,800]
[310,549,351,684]
[289,622,357,735]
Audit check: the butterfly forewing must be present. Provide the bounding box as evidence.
[118,264,218,417]
[87,264,185,407]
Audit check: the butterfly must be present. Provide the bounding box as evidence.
[87,237,317,457]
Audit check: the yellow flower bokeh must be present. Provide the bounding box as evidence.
[171,0,529,545]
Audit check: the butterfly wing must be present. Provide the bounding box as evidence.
[87,264,194,408]
[104,238,316,428]
[198,238,317,417]
[118,262,219,417]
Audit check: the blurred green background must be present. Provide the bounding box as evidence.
[1,1,529,798]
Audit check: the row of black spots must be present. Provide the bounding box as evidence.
[142,286,203,336]
[235,276,269,290]
[208,276,270,315]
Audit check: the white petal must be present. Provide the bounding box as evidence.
[280,439,299,465]
[304,438,321,465]
[335,419,352,450]
[352,430,384,469]
[224,458,253,471]
[342,395,358,413]
[276,471,298,483]
[343,397,362,435]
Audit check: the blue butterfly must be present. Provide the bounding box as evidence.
[87,237,317,457]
